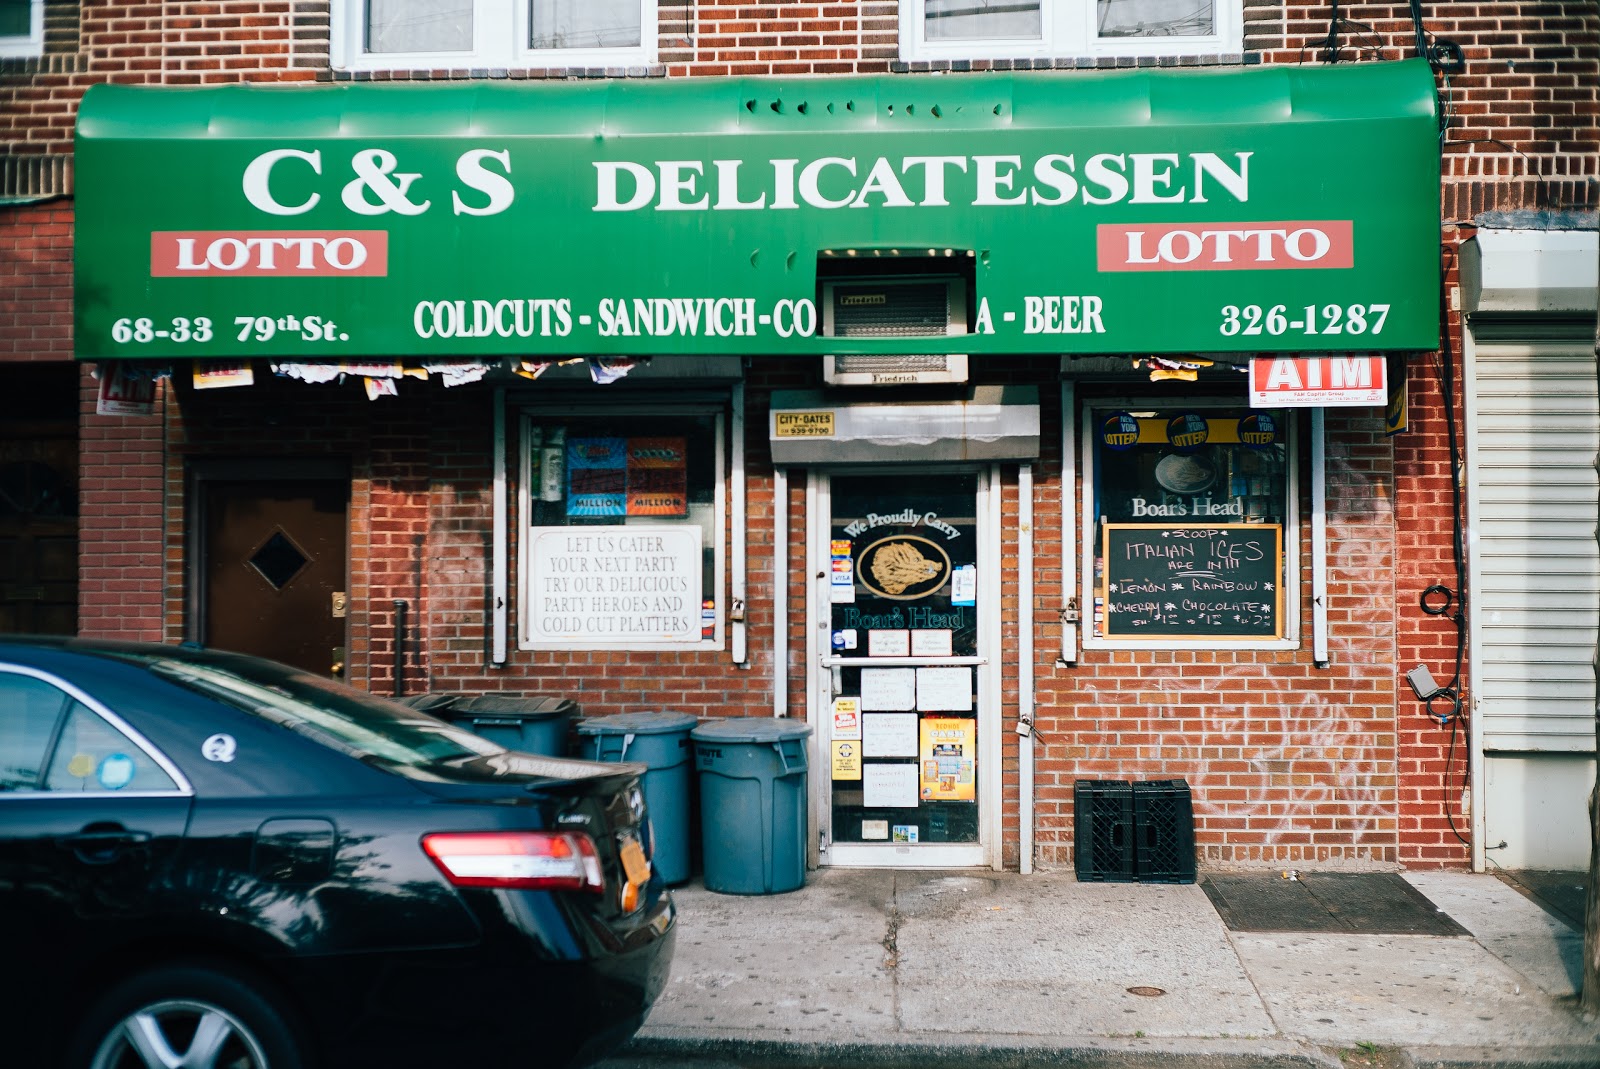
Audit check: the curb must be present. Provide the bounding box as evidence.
[604,1028,1345,1069]
[1404,1047,1600,1069]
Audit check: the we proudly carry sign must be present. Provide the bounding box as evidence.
[74,61,1441,360]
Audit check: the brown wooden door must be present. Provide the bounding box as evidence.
[0,357,79,637]
[203,481,347,676]
[0,446,78,636]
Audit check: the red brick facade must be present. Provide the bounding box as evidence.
[3,2,1596,872]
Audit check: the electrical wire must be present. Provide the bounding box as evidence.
[1296,16,1385,66]
[1413,240,1472,848]
[1402,0,1475,848]
[1319,0,1341,63]
[1442,704,1472,847]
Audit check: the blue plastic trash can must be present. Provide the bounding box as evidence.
[410,694,576,757]
[576,711,698,885]
[690,717,812,895]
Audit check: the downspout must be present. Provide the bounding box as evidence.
[1311,408,1329,666]
[392,599,407,698]
[773,466,788,716]
[731,384,748,666]
[491,387,508,665]
[1018,464,1036,874]
[1059,382,1079,664]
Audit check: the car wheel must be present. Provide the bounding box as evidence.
[76,965,305,1069]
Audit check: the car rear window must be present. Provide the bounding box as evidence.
[147,659,504,770]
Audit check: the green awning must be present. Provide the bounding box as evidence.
[75,61,1441,361]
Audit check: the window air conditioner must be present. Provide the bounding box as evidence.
[822,277,968,386]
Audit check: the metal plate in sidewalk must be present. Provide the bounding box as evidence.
[1201,872,1470,935]
[1496,869,1587,930]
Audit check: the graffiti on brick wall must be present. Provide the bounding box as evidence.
[1069,463,1397,858]
[1077,662,1390,855]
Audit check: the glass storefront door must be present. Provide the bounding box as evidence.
[814,470,994,868]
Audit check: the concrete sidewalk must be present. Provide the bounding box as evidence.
[602,868,1598,1069]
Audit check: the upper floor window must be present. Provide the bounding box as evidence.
[901,0,1242,61]
[334,0,657,72]
[0,0,43,59]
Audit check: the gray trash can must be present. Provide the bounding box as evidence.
[690,717,812,895]
[576,712,698,886]
[408,694,577,756]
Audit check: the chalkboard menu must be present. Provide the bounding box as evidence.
[1101,523,1283,639]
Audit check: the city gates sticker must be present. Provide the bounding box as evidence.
[773,411,834,438]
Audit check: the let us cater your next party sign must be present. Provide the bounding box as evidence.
[74,60,1440,362]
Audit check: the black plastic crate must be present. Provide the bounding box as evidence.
[1074,780,1135,882]
[1132,779,1196,884]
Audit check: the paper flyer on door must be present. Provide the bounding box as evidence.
[920,718,976,801]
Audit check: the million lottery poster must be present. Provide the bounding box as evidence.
[566,436,687,518]
[919,718,975,802]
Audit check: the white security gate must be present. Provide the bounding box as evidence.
[1465,337,1599,753]
[1464,321,1599,870]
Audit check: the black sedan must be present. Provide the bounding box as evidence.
[0,637,675,1069]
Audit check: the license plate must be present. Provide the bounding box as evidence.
[619,835,651,887]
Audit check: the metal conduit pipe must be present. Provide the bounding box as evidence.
[393,599,408,698]
[773,467,788,717]
[1019,464,1036,875]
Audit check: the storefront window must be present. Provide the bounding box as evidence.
[1084,403,1295,647]
[518,409,723,651]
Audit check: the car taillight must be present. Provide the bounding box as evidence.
[421,831,604,894]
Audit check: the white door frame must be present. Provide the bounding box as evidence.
[805,464,1003,869]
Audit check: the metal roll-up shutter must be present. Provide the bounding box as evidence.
[1466,336,1599,753]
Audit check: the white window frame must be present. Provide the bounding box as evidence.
[900,0,1242,62]
[0,0,44,59]
[332,0,658,73]
[0,666,194,798]
[517,402,726,653]
[1079,396,1300,652]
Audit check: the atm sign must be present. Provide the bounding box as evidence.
[1249,356,1386,408]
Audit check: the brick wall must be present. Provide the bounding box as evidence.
[78,368,167,642]
[0,201,72,360]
